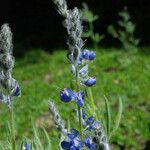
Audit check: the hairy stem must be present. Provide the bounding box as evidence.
[75,66,83,141]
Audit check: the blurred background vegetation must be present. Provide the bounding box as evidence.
[0,0,150,150]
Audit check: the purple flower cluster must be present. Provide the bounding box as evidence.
[59,49,100,149]
[71,49,97,87]
[61,113,101,150]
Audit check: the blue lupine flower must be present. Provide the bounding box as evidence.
[86,116,101,131]
[82,50,96,60]
[68,129,79,140]
[60,88,74,102]
[75,92,85,107]
[84,77,96,87]
[89,51,96,60]
[25,144,30,150]
[84,136,96,150]
[61,129,83,150]
[86,116,94,125]
[86,116,95,131]
[82,49,90,60]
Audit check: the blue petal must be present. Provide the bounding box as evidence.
[77,99,84,107]
[60,88,74,102]
[61,141,71,149]
[71,129,79,137]
[70,146,77,150]
[84,77,96,87]
[89,143,96,150]
[25,144,30,150]
[82,49,90,60]
[84,136,90,146]
[89,51,96,60]
[86,116,94,125]
[75,92,85,107]
[72,138,83,149]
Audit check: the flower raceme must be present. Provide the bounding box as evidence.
[51,1,111,149]
[61,115,101,150]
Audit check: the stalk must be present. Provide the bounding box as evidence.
[75,66,83,141]
[87,87,98,120]
[10,102,16,150]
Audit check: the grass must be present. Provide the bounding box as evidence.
[0,48,150,149]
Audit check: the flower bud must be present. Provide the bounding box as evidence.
[82,50,96,61]
[60,88,74,102]
[84,77,96,87]
[89,51,96,60]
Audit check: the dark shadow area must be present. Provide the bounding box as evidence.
[0,0,150,56]
[144,140,150,150]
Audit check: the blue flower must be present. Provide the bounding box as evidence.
[84,136,96,150]
[60,88,74,102]
[84,77,96,87]
[61,141,71,149]
[82,50,96,61]
[86,116,94,125]
[89,51,96,60]
[61,129,83,150]
[82,49,90,60]
[74,92,85,107]
[25,144,30,150]
[86,116,101,131]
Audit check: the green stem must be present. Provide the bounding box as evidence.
[10,103,16,150]
[87,87,98,120]
[75,66,83,141]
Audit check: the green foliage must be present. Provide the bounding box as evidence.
[0,48,150,149]
[82,3,104,48]
[0,124,53,150]
[107,7,140,52]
